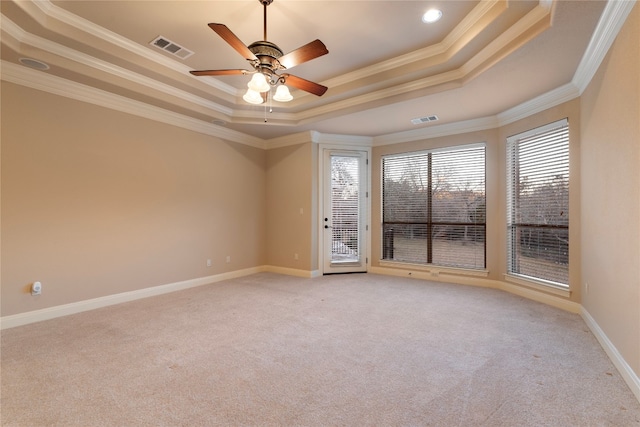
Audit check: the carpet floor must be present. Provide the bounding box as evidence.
[2,272,639,426]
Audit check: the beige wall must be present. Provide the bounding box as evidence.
[1,82,267,316]
[580,5,640,374]
[266,142,317,272]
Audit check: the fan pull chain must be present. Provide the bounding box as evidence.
[264,91,268,122]
[269,90,273,114]
[263,90,273,122]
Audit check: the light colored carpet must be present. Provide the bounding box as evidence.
[2,272,639,426]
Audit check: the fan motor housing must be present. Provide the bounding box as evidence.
[248,40,284,72]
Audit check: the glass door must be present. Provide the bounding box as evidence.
[322,150,368,274]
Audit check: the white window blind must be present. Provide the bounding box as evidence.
[507,119,569,286]
[382,144,486,269]
[331,155,360,262]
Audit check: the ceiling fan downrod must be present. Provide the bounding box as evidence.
[260,0,274,41]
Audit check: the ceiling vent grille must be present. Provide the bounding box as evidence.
[411,115,439,125]
[150,36,194,59]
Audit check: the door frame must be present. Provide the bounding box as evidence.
[318,144,372,275]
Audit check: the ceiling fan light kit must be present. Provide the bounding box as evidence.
[273,85,293,102]
[247,72,271,93]
[243,88,265,105]
[190,0,328,107]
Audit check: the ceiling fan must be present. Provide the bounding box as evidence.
[190,0,329,104]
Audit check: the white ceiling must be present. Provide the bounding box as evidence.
[1,1,610,142]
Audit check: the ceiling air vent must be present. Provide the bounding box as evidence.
[411,115,439,125]
[150,36,194,59]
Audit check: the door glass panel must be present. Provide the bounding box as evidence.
[331,155,360,264]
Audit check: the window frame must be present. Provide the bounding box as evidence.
[506,118,570,289]
[381,143,487,270]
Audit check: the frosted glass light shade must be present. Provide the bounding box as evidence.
[273,85,293,102]
[247,72,270,93]
[243,88,264,104]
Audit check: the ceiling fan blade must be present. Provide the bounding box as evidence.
[278,39,328,69]
[208,23,258,61]
[284,74,328,97]
[190,69,249,76]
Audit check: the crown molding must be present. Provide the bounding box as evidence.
[373,116,499,147]
[230,108,297,125]
[298,3,550,123]
[572,0,637,94]
[302,72,466,123]
[4,0,563,133]
[372,79,580,147]
[1,61,265,149]
[265,131,316,150]
[497,82,581,126]
[498,0,637,126]
[0,58,579,151]
[461,2,551,75]
[1,14,234,118]
[28,0,237,96]
[3,0,633,150]
[230,130,373,151]
[323,0,504,89]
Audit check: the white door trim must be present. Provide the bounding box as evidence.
[318,144,372,275]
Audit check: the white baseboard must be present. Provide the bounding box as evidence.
[370,266,581,313]
[3,266,638,406]
[0,266,325,329]
[581,307,640,403]
[263,265,321,278]
[0,266,265,330]
[497,280,580,313]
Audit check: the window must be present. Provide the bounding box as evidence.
[507,119,569,287]
[382,144,486,269]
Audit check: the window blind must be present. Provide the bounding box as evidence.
[382,144,486,269]
[507,119,569,286]
[331,155,360,261]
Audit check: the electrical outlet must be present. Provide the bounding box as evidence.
[206,259,212,267]
[294,253,299,260]
[31,281,42,296]
[226,256,231,263]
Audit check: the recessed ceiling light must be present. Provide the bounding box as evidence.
[422,9,442,24]
[18,58,50,71]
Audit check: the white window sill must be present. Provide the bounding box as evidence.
[504,273,571,298]
[379,260,489,278]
